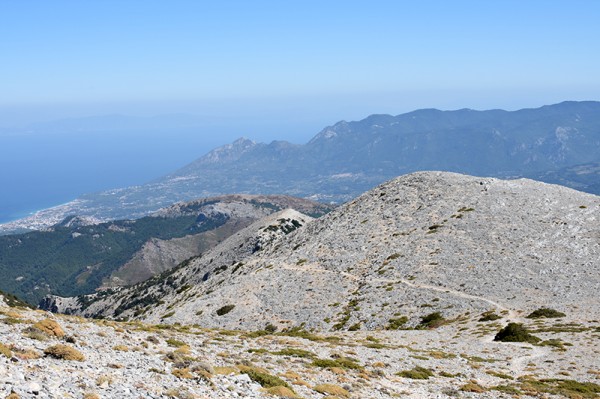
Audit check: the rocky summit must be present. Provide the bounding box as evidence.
[58,172,600,329]
[2,172,600,398]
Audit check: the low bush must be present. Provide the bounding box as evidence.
[526,308,566,319]
[241,369,292,390]
[479,311,502,322]
[396,366,434,379]
[494,323,540,344]
[386,316,408,330]
[419,312,445,328]
[312,357,363,370]
[216,305,235,316]
[166,338,187,348]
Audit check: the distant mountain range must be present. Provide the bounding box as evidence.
[2,100,600,234]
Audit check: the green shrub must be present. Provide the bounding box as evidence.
[419,312,445,328]
[166,338,187,348]
[386,316,408,330]
[396,366,434,379]
[312,357,362,370]
[479,311,502,322]
[216,305,235,316]
[526,308,566,319]
[494,323,540,344]
[242,369,291,389]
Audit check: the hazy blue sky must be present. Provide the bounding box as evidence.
[1,0,599,134]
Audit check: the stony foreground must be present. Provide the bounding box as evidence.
[1,303,599,398]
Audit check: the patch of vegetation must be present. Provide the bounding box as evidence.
[486,370,514,380]
[247,348,269,354]
[396,366,434,380]
[461,354,498,363]
[271,348,314,358]
[419,312,446,329]
[539,338,571,351]
[0,290,32,308]
[172,368,194,379]
[386,316,408,330]
[526,308,566,319]
[43,344,85,361]
[263,386,298,398]
[241,368,292,390]
[0,343,12,358]
[161,311,175,319]
[0,212,230,305]
[348,322,361,331]
[532,323,590,333]
[439,371,462,378]
[313,384,349,397]
[479,311,502,322]
[460,382,486,393]
[33,318,65,337]
[166,338,187,348]
[494,323,541,344]
[518,377,600,398]
[428,350,456,359]
[216,305,235,316]
[427,224,442,233]
[312,357,363,370]
[333,297,361,331]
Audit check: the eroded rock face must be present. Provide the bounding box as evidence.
[54,172,600,332]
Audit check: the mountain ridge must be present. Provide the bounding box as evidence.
[0,194,332,305]
[2,100,600,234]
[46,171,600,332]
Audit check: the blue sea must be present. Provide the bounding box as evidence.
[0,129,226,224]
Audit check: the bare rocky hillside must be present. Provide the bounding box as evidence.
[48,172,600,333]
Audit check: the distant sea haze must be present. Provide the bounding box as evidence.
[0,128,222,225]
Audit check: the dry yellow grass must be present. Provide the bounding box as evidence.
[313,383,350,397]
[172,368,194,379]
[43,344,84,361]
[262,386,298,397]
[33,318,65,338]
[460,381,486,393]
[96,375,113,386]
[329,367,346,375]
[11,347,41,360]
[214,366,239,375]
[0,343,12,358]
